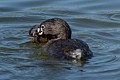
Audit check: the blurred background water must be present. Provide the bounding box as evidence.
[0,0,120,80]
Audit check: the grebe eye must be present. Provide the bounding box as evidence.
[41,25,45,29]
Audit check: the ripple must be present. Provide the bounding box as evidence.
[82,54,120,79]
[110,14,120,21]
[109,48,120,55]
[3,37,22,41]
[0,7,18,12]
[0,68,13,80]
[95,31,113,37]
[0,16,41,23]
[15,64,36,71]
[91,55,119,65]
[0,47,20,52]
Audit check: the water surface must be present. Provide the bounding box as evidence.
[0,0,120,80]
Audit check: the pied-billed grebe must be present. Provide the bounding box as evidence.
[29,18,93,60]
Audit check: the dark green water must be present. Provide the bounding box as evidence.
[0,0,120,80]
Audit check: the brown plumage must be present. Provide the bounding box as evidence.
[29,18,93,60]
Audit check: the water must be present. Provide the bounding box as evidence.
[0,0,120,80]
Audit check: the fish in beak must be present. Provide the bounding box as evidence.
[29,25,47,44]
